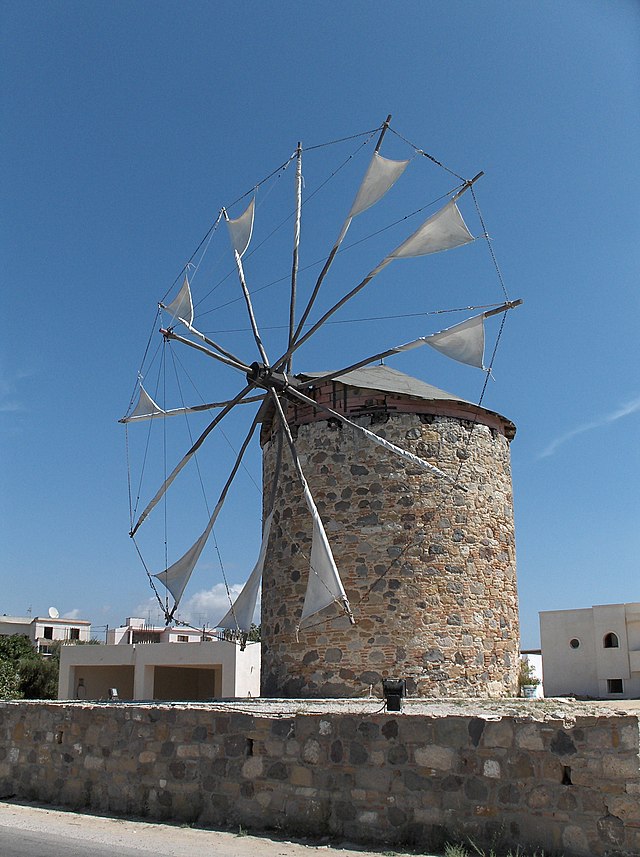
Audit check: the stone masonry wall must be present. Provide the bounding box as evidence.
[261,410,519,698]
[1,700,639,857]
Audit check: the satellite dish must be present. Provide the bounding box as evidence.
[48,607,59,619]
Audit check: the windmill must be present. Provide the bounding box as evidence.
[121,117,522,698]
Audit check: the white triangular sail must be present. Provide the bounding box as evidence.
[282,198,477,365]
[424,313,486,369]
[149,411,261,604]
[153,500,222,604]
[216,512,273,632]
[300,486,350,623]
[348,151,409,218]
[124,385,167,422]
[226,197,255,258]
[120,395,263,425]
[130,385,254,537]
[217,510,274,631]
[288,150,411,350]
[389,199,474,259]
[266,389,352,627]
[163,275,194,326]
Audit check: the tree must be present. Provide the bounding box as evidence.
[0,635,34,700]
[0,660,20,700]
[18,643,60,699]
[0,634,60,700]
[518,657,540,690]
[247,623,261,642]
[0,634,36,663]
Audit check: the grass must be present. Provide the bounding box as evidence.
[444,842,554,857]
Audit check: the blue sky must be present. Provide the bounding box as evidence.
[2,1,639,649]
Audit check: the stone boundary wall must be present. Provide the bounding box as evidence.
[1,701,639,856]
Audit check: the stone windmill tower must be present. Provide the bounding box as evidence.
[259,364,519,699]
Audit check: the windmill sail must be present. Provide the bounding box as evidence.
[154,499,222,604]
[269,390,352,626]
[279,197,476,368]
[123,385,167,422]
[289,150,409,352]
[162,275,194,325]
[217,510,274,631]
[226,197,255,258]
[120,393,266,424]
[348,151,409,218]
[423,313,486,368]
[150,409,261,608]
[300,311,492,388]
[300,502,351,624]
[389,198,474,258]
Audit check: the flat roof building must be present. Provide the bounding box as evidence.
[540,602,640,699]
[58,618,260,702]
[0,613,91,655]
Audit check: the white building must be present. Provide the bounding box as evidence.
[0,613,91,655]
[58,618,260,701]
[540,602,640,699]
[106,617,207,645]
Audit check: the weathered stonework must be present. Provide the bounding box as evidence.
[1,699,639,857]
[260,375,519,699]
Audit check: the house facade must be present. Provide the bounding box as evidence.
[0,614,91,655]
[106,617,206,645]
[540,602,640,699]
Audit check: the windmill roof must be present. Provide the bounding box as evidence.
[299,365,473,404]
[297,365,515,438]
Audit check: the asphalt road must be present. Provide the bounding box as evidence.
[0,801,425,857]
[0,824,152,857]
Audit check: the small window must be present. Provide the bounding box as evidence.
[43,626,53,640]
[603,632,619,649]
[70,628,80,640]
[569,638,580,649]
[607,678,623,694]
[177,635,189,642]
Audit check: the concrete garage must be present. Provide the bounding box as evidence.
[58,640,259,701]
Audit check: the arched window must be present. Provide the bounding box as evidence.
[603,632,619,649]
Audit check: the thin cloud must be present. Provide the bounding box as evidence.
[63,608,82,620]
[540,394,640,458]
[182,583,246,625]
[0,364,33,414]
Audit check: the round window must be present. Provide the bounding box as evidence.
[569,638,580,649]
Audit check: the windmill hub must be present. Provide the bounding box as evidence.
[246,362,293,394]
